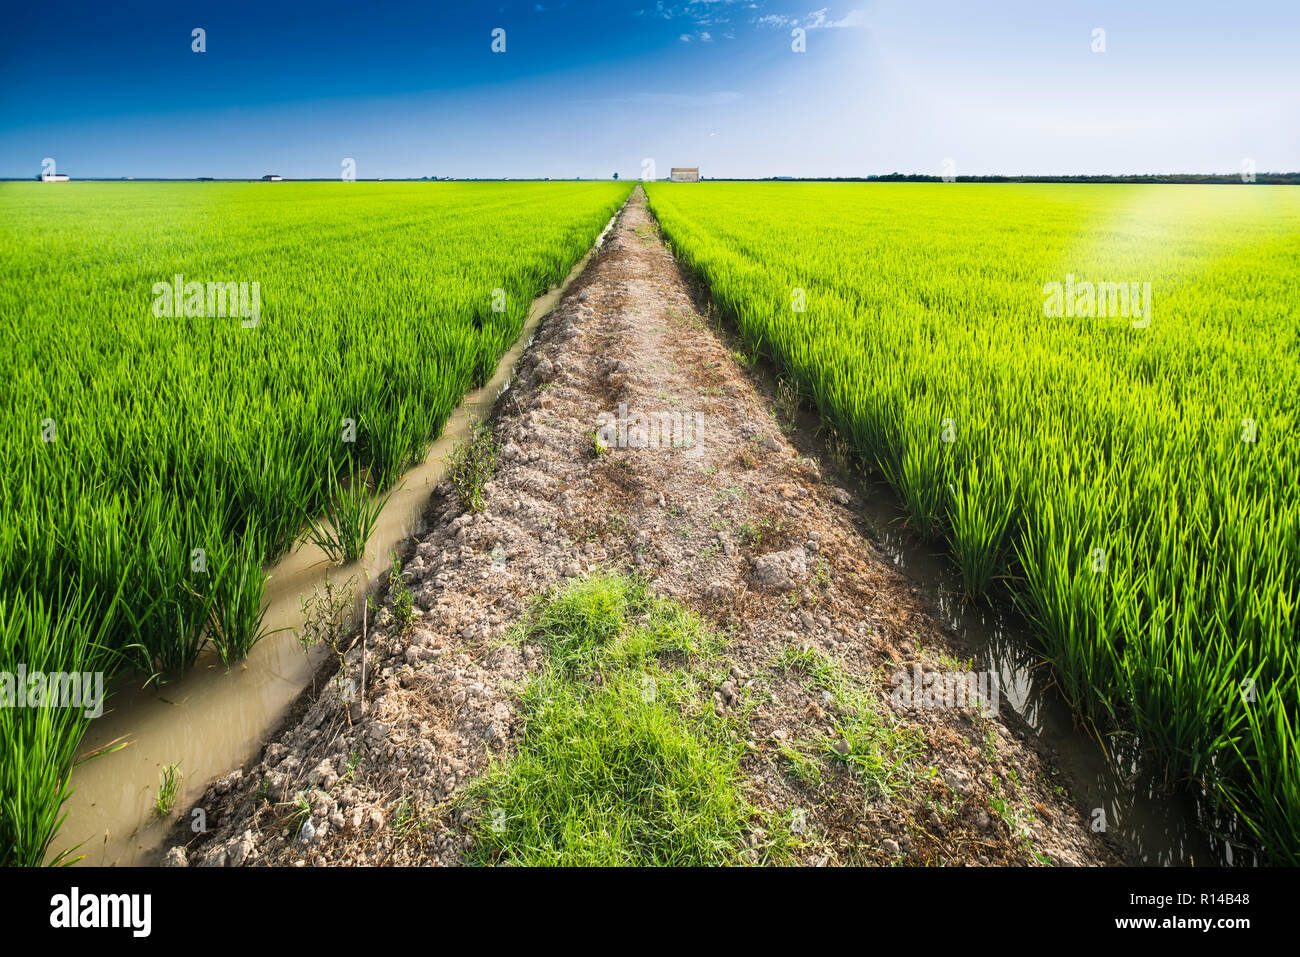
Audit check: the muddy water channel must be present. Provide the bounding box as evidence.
[848,475,1254,866]
[52,216,618,866]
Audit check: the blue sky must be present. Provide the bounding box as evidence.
[2,0,1297,178]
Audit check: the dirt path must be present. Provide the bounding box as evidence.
[172,187,1114,867]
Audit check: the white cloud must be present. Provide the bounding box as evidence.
[755,7,867,30]
[637,0,742,26]
[805,7,867,28]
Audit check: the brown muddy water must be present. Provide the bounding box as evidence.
[50,212,619,866]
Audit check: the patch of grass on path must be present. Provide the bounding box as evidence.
[464,573,753,866]
[775,643,924,805]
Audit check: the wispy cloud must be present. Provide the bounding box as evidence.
[756,7,867,29]
[636,0,748,27]
[640,3,865,43]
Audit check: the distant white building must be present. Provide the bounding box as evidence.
[261,174,283,181]
[669,167,700,183]
[39,171,70,182]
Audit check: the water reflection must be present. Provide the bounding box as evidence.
[858,483,1253,867]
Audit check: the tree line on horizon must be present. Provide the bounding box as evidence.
[741,172,1300,184]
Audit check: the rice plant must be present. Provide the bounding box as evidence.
[153,764,181,818]
[0,583,121,866]
[301,463,397,566]
[645,181,1300,862]
[0,179,631,865]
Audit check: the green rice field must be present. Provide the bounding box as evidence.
[644,182,1300,862]
[3,178,1297,868]
[0,180,630,865]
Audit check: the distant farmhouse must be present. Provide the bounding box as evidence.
[670,167,700,183]
[261,174,283,181]
[39,171,70,182]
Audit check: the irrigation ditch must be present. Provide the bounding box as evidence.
[160,189,1097,866]
[55,188,1254,867]
[49,211,621,866]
